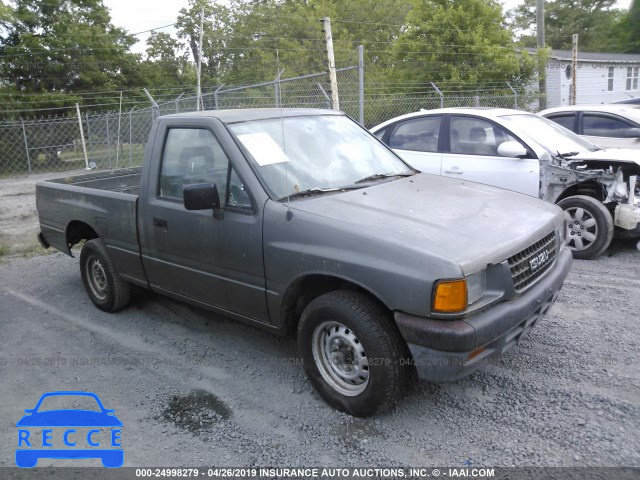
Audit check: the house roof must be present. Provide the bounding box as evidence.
[525,48,640,63]
[549,50,640,63]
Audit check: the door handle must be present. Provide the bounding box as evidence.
[152,217,168,230]
[444,167,463,174]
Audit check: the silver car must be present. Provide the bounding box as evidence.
[539,104,640,150]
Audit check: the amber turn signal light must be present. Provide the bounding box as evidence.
[433,279,467,313]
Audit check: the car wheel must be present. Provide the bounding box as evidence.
[80,239,131,312]
[298,290,411,417]
[557,195,613,260]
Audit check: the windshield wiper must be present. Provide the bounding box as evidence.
[280,185,363,202]
[354,172,414,184]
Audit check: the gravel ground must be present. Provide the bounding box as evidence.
[0,169,88,254]
[0,240,639,468]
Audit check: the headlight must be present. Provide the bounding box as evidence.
[466,270,486,305]
[432,270,486,313]
[557,223,567,249]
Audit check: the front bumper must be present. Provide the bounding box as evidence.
[395,247,572,382]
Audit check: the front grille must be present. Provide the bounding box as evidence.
[508,232,557,292]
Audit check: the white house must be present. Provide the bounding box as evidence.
[542,50,640,107]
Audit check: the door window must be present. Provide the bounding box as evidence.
[582,114,638,138]
[546,114,577,132]
[388,116,442,152]
[449,116,522,156]
[159,128,252,209]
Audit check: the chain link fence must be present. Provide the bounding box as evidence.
[0,65,535,177]
[363,90,540,129]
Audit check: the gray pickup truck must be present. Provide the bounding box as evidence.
[36,109,572,416]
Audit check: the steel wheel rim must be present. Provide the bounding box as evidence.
[86,255,108,301]
[564,207,598,252]
[311,320,370,397]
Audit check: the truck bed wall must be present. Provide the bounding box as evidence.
[36,179,147,286]
[47,167,142,195]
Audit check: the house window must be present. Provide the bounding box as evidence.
[626,66,639,90]
[608,66,615,91]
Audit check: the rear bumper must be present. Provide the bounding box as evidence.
[395,247,572,382]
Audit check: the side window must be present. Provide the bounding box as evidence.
[387,116,442,152]
[582,114,637,138]
[547,114,576,132]
[226,166,252,209]
[159,128,252,210]
[450,116,522,156]
[373,127,387,140]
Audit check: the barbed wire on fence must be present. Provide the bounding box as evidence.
[0,65,538,177]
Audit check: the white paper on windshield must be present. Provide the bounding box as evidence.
[237,132,290,166]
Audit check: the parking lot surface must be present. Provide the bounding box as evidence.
[1,240,639,468]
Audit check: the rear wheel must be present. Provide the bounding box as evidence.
[298,290,411,417]
[557,195,613,260]
[80,239,131,312]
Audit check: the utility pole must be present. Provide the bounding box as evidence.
[322,17,339,110]
[536,0,546,110]
[571,34,578,105]
[196,6,204,111]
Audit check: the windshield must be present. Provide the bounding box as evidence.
[500,113,599,156]
[37,395,101,412]
[228,115,413,200]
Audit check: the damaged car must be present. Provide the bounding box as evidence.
[371,108,640,259]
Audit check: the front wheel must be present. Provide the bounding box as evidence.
[298,290,411,417]
[80,239,131,312]
[557,195,613,260]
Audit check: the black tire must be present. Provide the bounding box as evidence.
[80,239,131,312]
[557,195,614,260]
[297,290,411,417]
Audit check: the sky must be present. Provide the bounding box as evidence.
[103,0,634,55]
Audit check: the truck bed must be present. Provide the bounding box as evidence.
[36,167,146,286]
[48,167,142,195]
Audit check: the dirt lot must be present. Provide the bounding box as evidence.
[0,239,639,470]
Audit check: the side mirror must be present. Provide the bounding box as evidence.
[24,409,34,414]
[497,141,528,158]
[183,183,220,211]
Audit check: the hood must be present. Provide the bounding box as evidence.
[291,174,563,274]
[16,410,123,427]
[568,148,640,166]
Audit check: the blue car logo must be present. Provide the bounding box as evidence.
[15,391,123,468]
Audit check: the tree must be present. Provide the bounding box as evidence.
[509,0,625,52]
[175,0,236,83]
[615,0,640,53]
[391,0,535,90]
[142,32,195,89]
[0,0,144,115]
[173,0,410,86]
[0,0,12,25]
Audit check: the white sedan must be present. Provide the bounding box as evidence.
[539,104,640,150]
[371,107,640,259]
